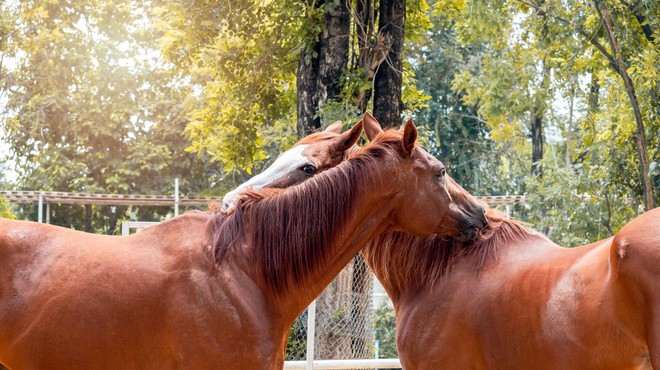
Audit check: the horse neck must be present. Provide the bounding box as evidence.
[237,155,405,317]
[362,219,539,306]
[362,233,449,305]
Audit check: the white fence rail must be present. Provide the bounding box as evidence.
[121,221,159,236]
[284,358,402,369]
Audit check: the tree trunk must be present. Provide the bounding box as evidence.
[566,80,575,167]
[356,0,376,113]
[597,1,655,210]
[530,61,549,177]
[297,0,350,137]
[106,206,119,235]
[84,204,93,233]
[373,0,405,128]
[588,72,600,114]
[530,112,544,177]
[297,37,321,136]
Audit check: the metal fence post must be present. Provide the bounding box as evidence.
[37,193,43,223]
[174,178,180,217]
[306,299,317,370]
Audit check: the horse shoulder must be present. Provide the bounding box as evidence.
[161,257,285,368]
[149,219,285,366]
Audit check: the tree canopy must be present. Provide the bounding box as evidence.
[0,0,658,243]
[0,0,212,232]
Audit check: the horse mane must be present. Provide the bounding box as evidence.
[295,130,361,157]
[206,129,406,292]
[362,208,542,292]
[294,131,339,146]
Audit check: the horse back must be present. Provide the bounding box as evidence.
[0,215,210,368]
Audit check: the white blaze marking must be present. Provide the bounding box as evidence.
[222,145,311,211]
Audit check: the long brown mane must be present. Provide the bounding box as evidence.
[362,209,543,292]
[207,129,408,292]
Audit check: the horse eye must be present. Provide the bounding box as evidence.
[436,167,446,178]
[301,165,316,174]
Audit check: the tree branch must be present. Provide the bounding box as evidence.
[516,0,621,75]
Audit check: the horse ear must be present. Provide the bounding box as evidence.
[333,120,363,152]
[324,121,343,134]
[402,117,417,156]
[363,112,383,140]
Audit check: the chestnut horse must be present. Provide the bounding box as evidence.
[226,115,660,369]
[363,208,660,370]
[0,116,487,369]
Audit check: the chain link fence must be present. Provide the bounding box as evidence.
[286,254,383,366]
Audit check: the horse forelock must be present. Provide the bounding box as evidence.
[363,207,537,293]
[207,136,401,293]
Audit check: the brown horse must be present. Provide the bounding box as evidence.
[0,116,487,369]
[226,115,660,369]
[364,207,660,370]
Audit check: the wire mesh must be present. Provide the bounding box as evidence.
[285,254,379,366]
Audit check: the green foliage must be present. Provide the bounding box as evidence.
[522,158,640,246]
[374,303,398,361]
[153,0,303,174]
[421,0,659,242]
[412,10,497,193]
[1,0,658,238]
[285,315,307,361]
[0,0,212,231]
[0,196,14,219]
[153,0,437,174]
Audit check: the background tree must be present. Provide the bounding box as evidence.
[412,9,494,193]
[374,303,399,362]
[153,0,302,179]
[0,195,13,219]
[0,0,212,232]
[518,0,658,209]
[297,0,350,134]
[426,0,658,243]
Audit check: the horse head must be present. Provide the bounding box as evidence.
[360,112,487,240]
[221,121,363,212]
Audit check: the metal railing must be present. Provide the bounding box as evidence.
[284,358,402,369]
